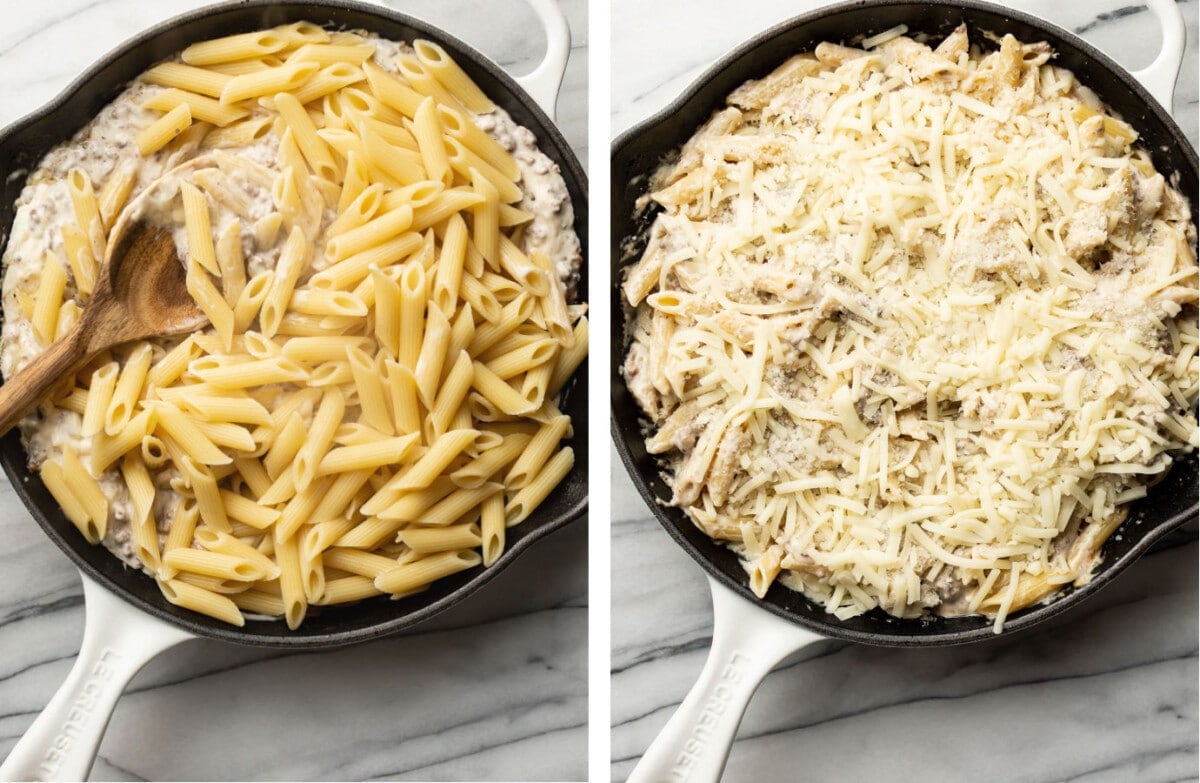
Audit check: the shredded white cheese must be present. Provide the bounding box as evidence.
[622,25,1199,630]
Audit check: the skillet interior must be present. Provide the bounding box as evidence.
[611,0,1198,647]
[0,0,588,648]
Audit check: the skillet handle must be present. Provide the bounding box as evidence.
[512,0,571,120]
[1129,0,1185,110]
[626,576,823,783]
[0,572,192,782]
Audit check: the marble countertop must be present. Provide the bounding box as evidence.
[610,1,1199,781]
[0,1,587,781]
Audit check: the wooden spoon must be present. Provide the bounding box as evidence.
[0,174,211,436]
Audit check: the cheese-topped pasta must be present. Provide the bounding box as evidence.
[622,25,1197,631]
[1,24,586,629]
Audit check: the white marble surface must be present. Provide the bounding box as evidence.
[611,1,1199,781]
[0,1,587,781]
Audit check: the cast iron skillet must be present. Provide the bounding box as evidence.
[612,0,1196,646]
[1,2,585,778]
[614,3,1196,778]
[0,0,587,646]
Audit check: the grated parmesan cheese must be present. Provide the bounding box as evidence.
[621,26,1199,631]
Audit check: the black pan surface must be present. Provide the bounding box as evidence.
[0,0,588,648]
[611,0,1197,647]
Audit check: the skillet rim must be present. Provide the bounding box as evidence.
[0,0,589,649]
[610,0,1199,647]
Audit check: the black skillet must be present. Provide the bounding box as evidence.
[610,1,1196,779]
[0,1,586,780]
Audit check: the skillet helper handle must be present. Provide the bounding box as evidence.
[627,576,823,783]
[1130,0,1185,110]
[0,573,192,782]
[513,0,571,120]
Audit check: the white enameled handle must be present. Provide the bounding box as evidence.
[1129,0,1185,110]
[513,0,571,120]
[0,572,193,782]
[626,576,824,783]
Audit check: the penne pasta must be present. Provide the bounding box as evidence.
[426,350,474,439]
[232,589,286,616]
[504,447,574,527]
[471,361,538,416]
[470,168,500,268]
[159,578,245,626]
[161,500,201,578]
[136,103,192,155]
[220,61,319,105]
[374,550,481,595]
[3,24,585,632]
[260,226,311,336]
[143,88,249,127]
[273,91,338,180]
[436,103,519,180]
[215,220,248,306]
[326,205,413,261]
[479,493,505,566]
[178,455,231,533]
[396,261,427,370]
[82,361,119,438]
[363,60,423,117]
[459,273,502,324]
[275,21,330,47]
[308,231,423,290]
[412,96,452,186]
[358,120,426,186]
[97,159,139,232]
[413,40,493,112]
[91,408,156,475]
[413,303,451,408]
[120,453,161,572]
[410,187,485,231]
[400,521,482,555]
[323,548,401,578]
[60,224,97,300]
[274,527,306,629]
[293,387,344,491]
[31,254,67,346]
[329,180,384,236]
[186,256,235,351]
[388,429,478,493]
[443,138,521,203]
[183,30,288,66]
[143,62,232,97]
[394,53,464,113]
[384,359,421,435]
[233,271,275,333]
[548,317,589,396]
[451,432,531,489]
[204,115,273,148]
[104,343,154,436]
[346,345,393,435]
[432,212,468,315]
[289,43,374,66]
[180,181,219,275]
[164,547,276,582]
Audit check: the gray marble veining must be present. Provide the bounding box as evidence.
[610,1,1199,781]
[0,1,588,780]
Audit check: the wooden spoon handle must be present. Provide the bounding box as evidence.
[0,326,89,438]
